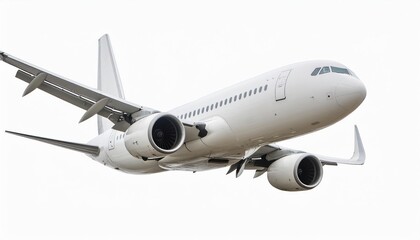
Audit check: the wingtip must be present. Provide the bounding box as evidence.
[318,125,366,165]
[99,34,110,41]
[0,51,5,61]
[352,125,366,164]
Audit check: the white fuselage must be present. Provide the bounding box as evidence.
[88,60,366,174]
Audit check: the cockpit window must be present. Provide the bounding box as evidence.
[319,66,330,74]
[311,67,321,76]
[331,66,350,74]
[311,65,357,77]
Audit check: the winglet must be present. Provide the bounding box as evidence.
[318,125,366,165]
[350,125,366,164]
[0,51,4,61]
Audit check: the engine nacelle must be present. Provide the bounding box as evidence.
[267,153,323,191]
[124,113,185,159]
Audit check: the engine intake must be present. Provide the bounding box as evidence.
[124,113,185,158]
[267,153,323,191]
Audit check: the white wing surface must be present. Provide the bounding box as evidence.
[0,51,157,131]
[227,126,365,178]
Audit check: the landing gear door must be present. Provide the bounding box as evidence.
[275,69,291,101]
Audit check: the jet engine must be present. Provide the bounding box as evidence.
[267,153,323,191]
[124,113,185,159]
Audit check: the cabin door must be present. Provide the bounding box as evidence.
[275,69,291,101]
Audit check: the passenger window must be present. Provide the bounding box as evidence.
[259,86,262,93]
[319,66,330,74]
[254,88,257,94]
[244,91,247,98]
[193,110,196,116]
[229,97,232,103]
[188,112,192,118]
[206,106,209,112]
[215,102,218,108]
[264,85,268,91]
[239,93,242,100]
[210,104,214,110]
[249,90,252,96]
[220,100,223,106]
[311,67,321,76]
[234,95,237,102]
[224,99,228,105]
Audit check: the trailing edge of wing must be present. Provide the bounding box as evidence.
[5,130,100,156]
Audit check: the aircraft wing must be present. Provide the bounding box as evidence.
[5,130,100,156]
[0,51,157,131]
[227,126,365,178]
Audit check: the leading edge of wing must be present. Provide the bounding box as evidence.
[1,52,159,130]
[1,51,141,112]
[5,130,100,156]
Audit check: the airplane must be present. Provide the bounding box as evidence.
[0,34,366,191]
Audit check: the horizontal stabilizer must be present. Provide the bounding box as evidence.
[5,130,100,156]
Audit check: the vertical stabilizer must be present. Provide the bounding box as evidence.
[97,34,125,134]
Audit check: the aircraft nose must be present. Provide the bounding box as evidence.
[335,78,367,111]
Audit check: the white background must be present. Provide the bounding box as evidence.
[1,0,419,239]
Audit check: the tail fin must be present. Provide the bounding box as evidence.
[97,34,125,134]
